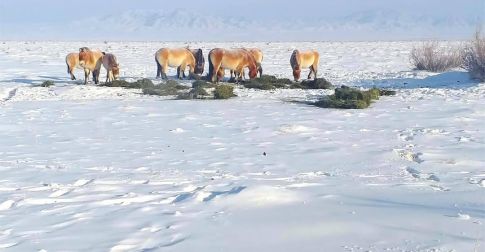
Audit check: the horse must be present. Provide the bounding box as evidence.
[155,48,197,79]
[102,53,120,83]
[176,48,205,78]
[78,47,104,84]
[208,48,258,83]
[230,48,263,79]
[290,50,319,81]
[65,53,80,80]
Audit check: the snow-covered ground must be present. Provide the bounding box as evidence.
[0,41,484,251]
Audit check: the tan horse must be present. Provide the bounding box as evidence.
[230,48,263,79]
[208,48,258,83]
[177,48,205,78]
[102,53,120,83]
[155,48,197,79]
[65,53,80,80]
[290,50,319,81]
[78,47,104,84]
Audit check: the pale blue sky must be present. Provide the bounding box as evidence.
[1,0,483,23]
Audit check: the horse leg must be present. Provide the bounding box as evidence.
[93,69,100,85]
[187,63,195,79]
[156,60,162,79]
[178,64,186,79]
[307,66,314,80]
[312,62,318,79]
[162,63,168,80]
[258,64,263,78]
[84,68,90,84]
[212,61,222,83]
[68,65,76,80]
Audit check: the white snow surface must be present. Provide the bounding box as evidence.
[0,41,485,251]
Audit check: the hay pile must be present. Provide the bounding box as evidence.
[241,75,333,90]
[314,86,395,109]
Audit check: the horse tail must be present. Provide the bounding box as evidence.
[65,55,72,74]
[197,49,204,66]
[208,50,214,80]
[290,50,301,70]
[155,51,162,78]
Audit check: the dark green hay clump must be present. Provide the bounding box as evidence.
[40,80,54,87]
[314,86,387,109]
[177,81,236,100]
[299,78,334,89]
[143,80,189,96]
[242,75,293,90]
[214,85,236,99]
[192,80,217,89]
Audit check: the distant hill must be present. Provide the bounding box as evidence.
[2,9,482,41]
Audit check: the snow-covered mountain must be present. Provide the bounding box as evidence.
[3,9,482,41]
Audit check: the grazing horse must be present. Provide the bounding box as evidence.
[208,48,258,83]
[102,53,120,83]
[290,50,319,81]
[78,47,104,84]
[230,48,263,79]
[65,53,80,80]
[176,48,205,78]
[155,48,197,79]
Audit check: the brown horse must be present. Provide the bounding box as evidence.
[208,48,258,83]
[78,47,104,84]
[290,50,319,81]
[65,53,80,80]
[102,53,120,83]
[230,48,263,79]
[155,48,197,79]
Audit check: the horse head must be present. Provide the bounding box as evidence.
[112,64,120,80]
[246,53,258,79]
[78,50,91,67]
[194,49,205,75]
[290,50,301,81]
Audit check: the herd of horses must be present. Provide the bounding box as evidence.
[66,47,320,84]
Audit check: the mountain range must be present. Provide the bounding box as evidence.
[2,9,482,41]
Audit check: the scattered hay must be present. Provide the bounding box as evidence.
[314,86,395,109]
[102,78,189,96]
[102,78,155,89]
[379,89,397,96]
[40,80,54,87]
